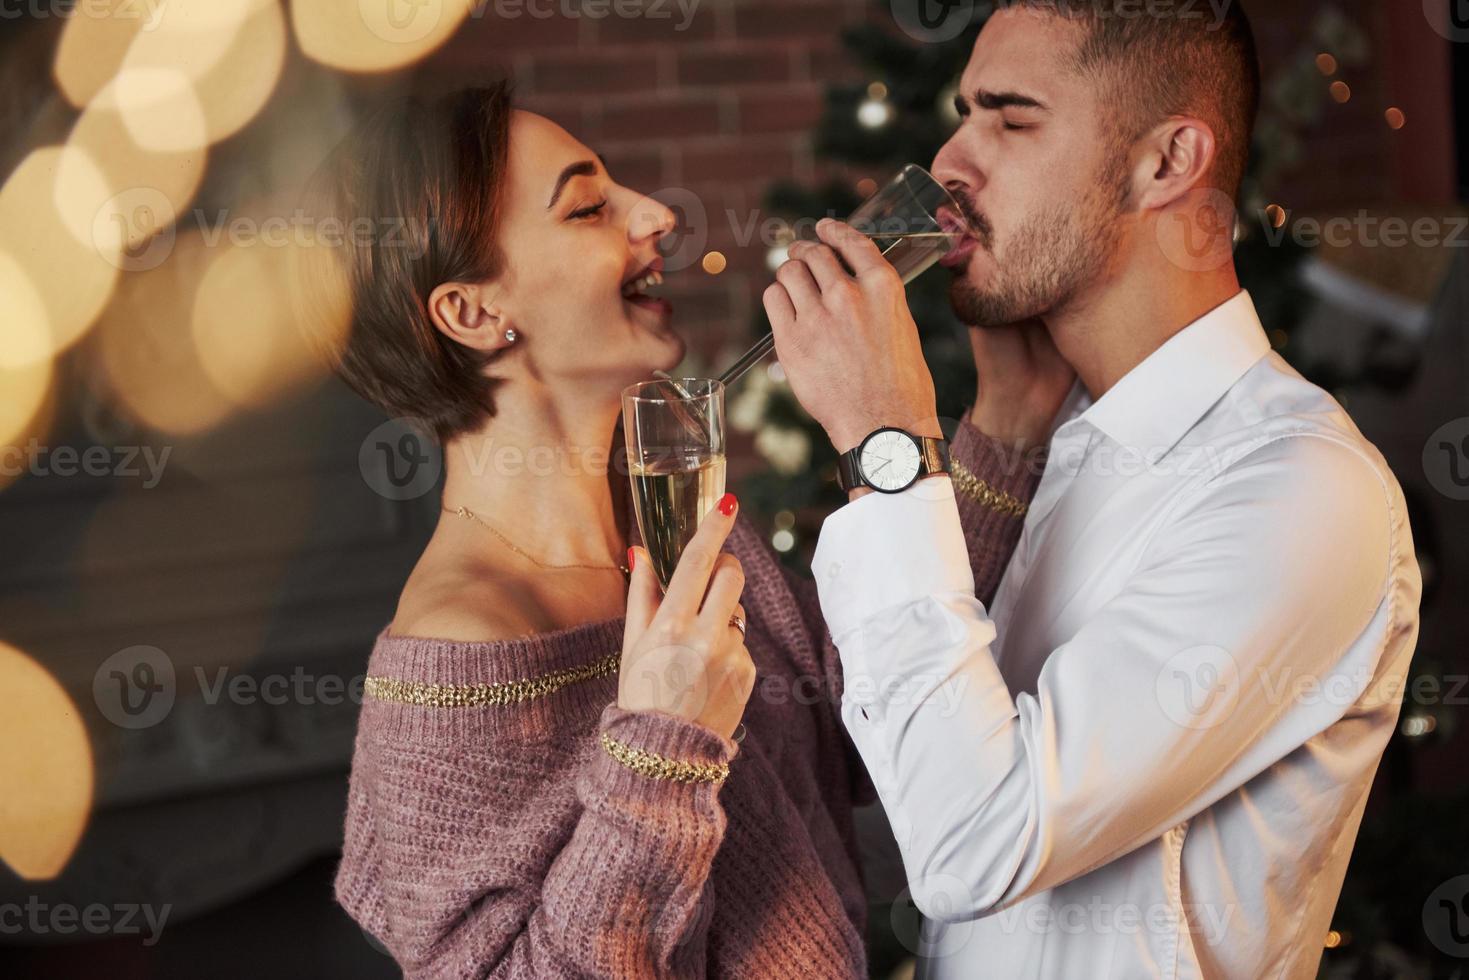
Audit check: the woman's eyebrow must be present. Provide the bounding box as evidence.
[547,159,599,209]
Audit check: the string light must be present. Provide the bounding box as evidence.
[1329,81,1351,104]
[1385,107,1406,130]
[1315,53,1337,75]
[858,80,892,129]
[1400,714,1436,738]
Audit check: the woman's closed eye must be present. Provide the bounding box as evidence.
[568,200,608,221]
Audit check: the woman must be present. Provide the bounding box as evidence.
[309,82,1040,978]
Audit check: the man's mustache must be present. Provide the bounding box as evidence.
[951,192,994,251]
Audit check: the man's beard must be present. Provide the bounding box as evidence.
[949,177,1125,328]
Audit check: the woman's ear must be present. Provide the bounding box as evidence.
[427,281,516,353]
[1130,115,1218,214]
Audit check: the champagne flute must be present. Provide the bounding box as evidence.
[622,379,727,591]
[716,163,969,387]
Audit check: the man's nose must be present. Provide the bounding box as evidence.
[931,137,972,194]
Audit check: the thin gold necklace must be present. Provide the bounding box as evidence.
[445,505,630,576]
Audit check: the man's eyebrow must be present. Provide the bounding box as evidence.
[972,88,1050,112]
[547,159,599,209]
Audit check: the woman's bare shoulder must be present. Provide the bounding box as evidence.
[392,552,539,643]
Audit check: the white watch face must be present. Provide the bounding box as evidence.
[859,430,922,491]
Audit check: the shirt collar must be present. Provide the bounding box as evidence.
[1074,290,1271,458]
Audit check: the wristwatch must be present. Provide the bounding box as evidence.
[836,427,950,494]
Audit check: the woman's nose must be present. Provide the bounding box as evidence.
[626,192,675,246]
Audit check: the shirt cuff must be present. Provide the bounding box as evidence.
[812,475,976,641]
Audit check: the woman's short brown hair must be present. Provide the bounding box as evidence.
[299,82,515,441]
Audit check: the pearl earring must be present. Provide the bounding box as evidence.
[503,328,517,343]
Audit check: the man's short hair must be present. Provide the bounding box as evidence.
[1014,0,1261,201]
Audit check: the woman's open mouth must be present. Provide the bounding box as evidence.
[622,262,672,317]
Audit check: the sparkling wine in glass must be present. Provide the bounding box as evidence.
[716,163,969,387]
[622,379,727,591]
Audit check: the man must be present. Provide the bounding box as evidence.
[763,2,1421,977]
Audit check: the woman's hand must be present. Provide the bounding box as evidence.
[967,318,1076,450]
[618,494,755,741]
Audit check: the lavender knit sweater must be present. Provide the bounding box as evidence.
[335,422,1043,978]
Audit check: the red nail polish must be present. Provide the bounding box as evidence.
[626,547,636,571]
[718,493,737,516]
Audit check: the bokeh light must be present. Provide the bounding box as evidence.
[120,0,285,146]
[291,0,476,73]
[0,642,94,881]
[67,97,206,264]
[53,0,146,107]
[1385,107,1406,130]
[97,232,237,435]
[100,66,210,154]
[191,238,346,409]
[121,0,271,85]
[0,148,120,360]
[0,262,55,476]
[189,0,287,143]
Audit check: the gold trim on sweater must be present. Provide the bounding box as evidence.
[950,457,1029,518]
[599,732,730,784]
[365,653,620,708]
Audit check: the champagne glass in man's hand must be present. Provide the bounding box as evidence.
[763,218,943,457]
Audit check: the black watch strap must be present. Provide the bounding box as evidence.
[837,431,951,493]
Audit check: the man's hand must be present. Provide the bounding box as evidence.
[762,219,940,455]
[967,318,1076,451]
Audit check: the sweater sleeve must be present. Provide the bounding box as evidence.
[336,703,738,979]
[946,416,1046,607]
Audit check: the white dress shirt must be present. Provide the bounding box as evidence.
[813,291,1421,979]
